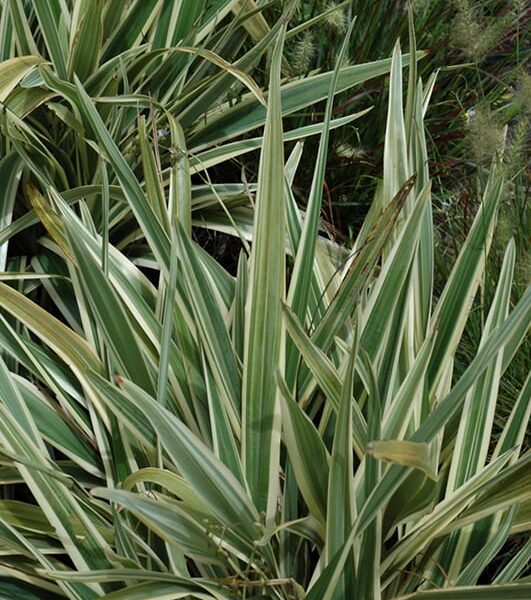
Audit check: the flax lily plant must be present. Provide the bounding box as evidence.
[0,1,529,599]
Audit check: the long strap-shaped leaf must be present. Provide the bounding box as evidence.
[42,567,233,600]
[31,0,68,79]
[241,17,287,524]
[325,341,357,598]
[285,17,356,386]
[68,0,103,82]
[278,374,330,527]
[393,583,531,599]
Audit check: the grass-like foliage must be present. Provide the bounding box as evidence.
[0,2,529,599]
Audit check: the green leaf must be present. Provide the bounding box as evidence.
[172,46,266,107]
[100,581,226,600]
[393,583,531,599]
[0,578,63,600]
[0,397,113,597]
[359,181,430,365]
[494,538,531,583]
[101,0,162,61]
[455,506,517,586]
[43,569,232,600]
[167,115,192,235]
[367,440,438,480]
[278,374,329,526]
[31,0,68,79]
[311,286,530,593]
[447,240,515,491]
[68,0,103,81]
[307,175,416,364]
[325,341,357,598]
[0,55,43,102]
[122,468,207,515]
[383,41,410,209]
[241,18,286,524]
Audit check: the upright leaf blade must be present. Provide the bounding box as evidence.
[241,19,286,524]
[31,0,68,79]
